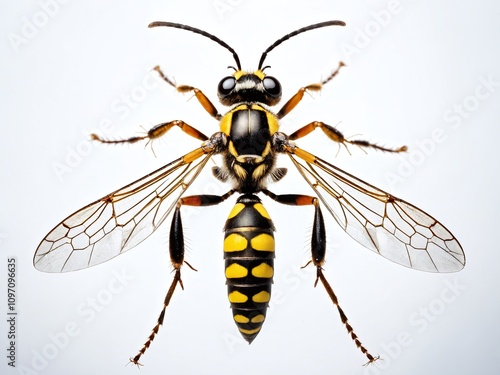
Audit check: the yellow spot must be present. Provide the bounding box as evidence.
[232,104,248,112]
[228,141,238,157]
[252,163,268,181]
[250,104,265,111]
[233,164,247,179]
[251,314,265,323]
[250,233,274,252]
[225,263,248,279]
[224,233,248,252]
[239,327,261,335]
[253,203,271,220]
[252,291,270,303]
[254,70,266,80]
[228,291,248,303]
[219,113,232,135]
[233,70,246,80]
[252,263,274,278]
[266,112,280,135]
[227,203,245,219]
[234,314,249,324]
[261,141,272,157]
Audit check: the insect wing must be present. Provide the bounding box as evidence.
[288,151,465,272]
[34,150,212,273]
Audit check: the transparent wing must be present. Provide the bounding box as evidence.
[34,148,213,273]
[287,149,465,272]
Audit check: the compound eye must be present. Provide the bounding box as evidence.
[218,76,236,97]
[263,76,282,97]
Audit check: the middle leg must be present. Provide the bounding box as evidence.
[288,121,407,154]
[91,120,209,147]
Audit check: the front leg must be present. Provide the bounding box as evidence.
[276,61,345,119]
[154,66,222,120]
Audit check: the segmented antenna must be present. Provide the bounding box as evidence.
[149,20,345,72]
[258,20,346,70]
[149,21,242,70]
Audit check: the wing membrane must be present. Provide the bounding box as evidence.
[288,150,465,272]
[34,149,212,272]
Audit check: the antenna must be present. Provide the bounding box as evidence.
[149,21,242,70]
[258,20,346,70]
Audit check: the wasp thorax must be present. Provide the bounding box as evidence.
[217,71,282,106]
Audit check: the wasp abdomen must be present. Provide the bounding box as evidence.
[223,194,275,343]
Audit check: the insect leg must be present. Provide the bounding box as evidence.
[91,119,209,147]
[130,206,186,366]
[276,61,345,119]
[131,190,236,365]
[288,121,407,154]
[178,190,237,208]
[262,189,379,365]
[153,66,222,120]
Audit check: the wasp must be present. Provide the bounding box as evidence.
[34,20,465,366]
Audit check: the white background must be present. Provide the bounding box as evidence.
[1,1,499,374]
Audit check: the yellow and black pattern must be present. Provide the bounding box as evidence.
[33,21,466,367]
[223,194,275,343]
